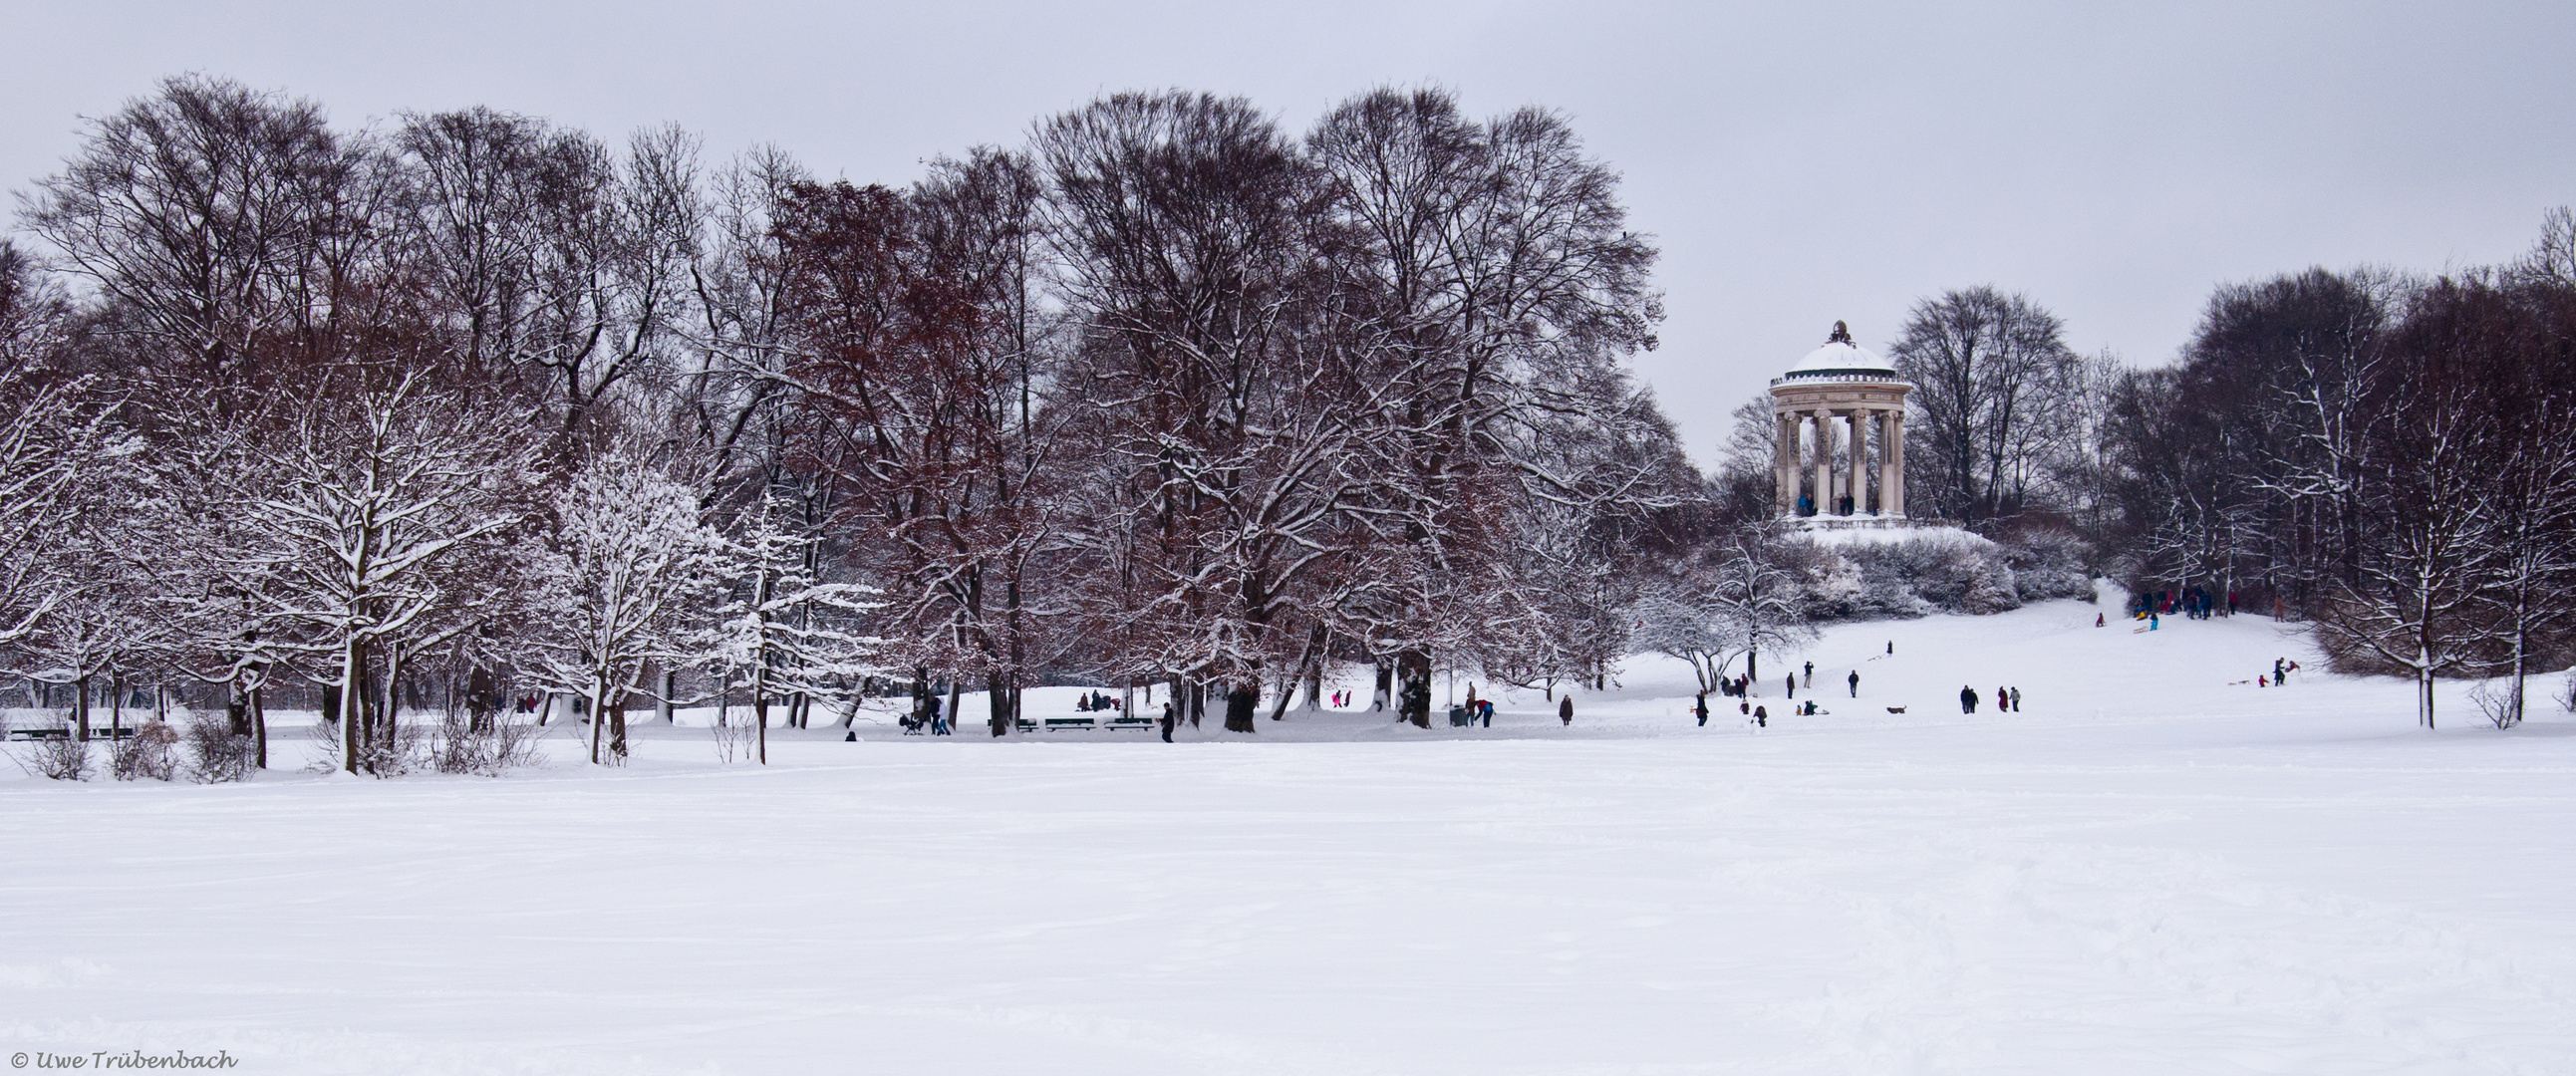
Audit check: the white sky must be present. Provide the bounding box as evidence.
[6,1,2570,468]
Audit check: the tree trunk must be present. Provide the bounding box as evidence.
[657,666,676,724]
[250,681,267,770]
[74,674,91,742]
[1225,682,1260,733]
[338,639,365,775]
[1300,624,1327,711]
[232,679,256,737]
[1371,662,1391,711]
[466,665,496,733]
[1267,673,1297,723]
[1397,649,1432,728]
[988,671,1012,737]
[588,673,607,765]
[381,651,405,760]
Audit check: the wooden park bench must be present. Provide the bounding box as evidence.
[1104,714,1154,730]
[7,725,143,741]
[1042,716,1097,731]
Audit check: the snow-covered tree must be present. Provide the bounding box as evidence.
[215,377,533,773]
[714,496,884,762]
[1701,525,1815,688]
[531,447,728,764]
[1625,594,1734,693]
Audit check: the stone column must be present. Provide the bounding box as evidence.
[1811,406,1834,519]
[1774,410,1799,517]
[1885,409,1905,517]
[1885,406,1905,517]
[1845,409,1866,516]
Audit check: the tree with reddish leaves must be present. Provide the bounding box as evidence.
[772,161,1057,736]
[1036,91,1368,733]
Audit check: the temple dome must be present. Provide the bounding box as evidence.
[1783,321,1896,379]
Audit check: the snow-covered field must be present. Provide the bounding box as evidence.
[6,592,2574,1074]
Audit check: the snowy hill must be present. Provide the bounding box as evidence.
[3,592,2572,1074]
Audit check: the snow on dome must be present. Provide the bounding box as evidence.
[1785,321,1894,377]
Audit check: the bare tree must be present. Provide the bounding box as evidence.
[1890,287,2079,528]
[20,75,389,418]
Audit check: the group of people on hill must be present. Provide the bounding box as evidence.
[2134,587,2233,621]
[1072,691,1122,712]
[2259,657,2301,687]
[1960,684,2023,713]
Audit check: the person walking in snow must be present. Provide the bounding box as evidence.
[1848,670,1860,697]
[1786,674,1796,700]
[1160,701,1175,742]
[1560,695,1574,726]
[2096,613,2106,627]
[1694,692,1709,726]
[1961,685,1978,713]
[1997,685,2009,713]
[1753,704,1768,728]
[2010,686,2022,711]
[1803,661,1814,688]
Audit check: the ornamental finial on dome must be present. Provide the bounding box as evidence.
[1828,321,1853,346]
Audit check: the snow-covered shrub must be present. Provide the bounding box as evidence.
[429,713,543,776]
[17,724,94,781]
[1793,529,2023,620]
[1998,528,2096,604]
[183,713,254,783]
[109,720,178,781]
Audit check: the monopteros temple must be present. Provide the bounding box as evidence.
[1771,322,1910,528]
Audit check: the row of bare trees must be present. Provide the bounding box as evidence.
[2098,232,2576,728]
[0,75,1698,769]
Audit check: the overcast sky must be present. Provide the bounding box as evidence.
[6,1,2570,466]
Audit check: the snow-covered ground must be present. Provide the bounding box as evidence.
[5,591,2574,1074]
